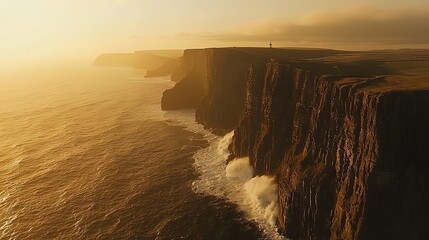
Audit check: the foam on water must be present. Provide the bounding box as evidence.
[182,130,285,240]
[244,175,279,227]
[225,157,279,227]
[226,157,254,183]
[0,65,280,239]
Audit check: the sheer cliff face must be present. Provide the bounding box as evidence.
[195,49,267,132]
[162,48,429,239]
[365,91,429,239]
[161,50,207,110]
[162,48,345,132]
[163,48,266,131]
[231,62,429,239]
[170,49,207,83]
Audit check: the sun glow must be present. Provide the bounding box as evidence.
[1,0,428,69]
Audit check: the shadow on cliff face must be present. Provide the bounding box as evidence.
[161,68,206,110]
[162,48,351,132]
[232,60,429,239]
[361,91,429,240]
[160,47,429,239]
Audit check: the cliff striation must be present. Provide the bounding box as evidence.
[162,47,429,239]
[162,48,343,132]
[161,49,208,110]
[231,61,429,239]
[162,48,269,130]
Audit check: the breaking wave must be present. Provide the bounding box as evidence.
[191,131,284,240]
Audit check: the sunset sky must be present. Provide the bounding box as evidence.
[1,0,429,68]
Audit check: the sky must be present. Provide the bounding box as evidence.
[1,0,429,68]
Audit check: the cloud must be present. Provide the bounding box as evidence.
[183,7,429,46]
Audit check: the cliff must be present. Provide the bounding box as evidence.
[162,48,344,132]
[161,49,208,110]
[162,47,429,239]
[231,60,429,239]
[162,48,270,131]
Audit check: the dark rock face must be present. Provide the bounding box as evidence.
[161,50,207,110]
[161,47,429,239]
[231,62,429,239]
[170,49,207,83]
[231,62,295,173]
[362,91,429,239]
[161,69,206,110]
[162,48,268,131]
[194,49,268,132]
[162,48,343,132]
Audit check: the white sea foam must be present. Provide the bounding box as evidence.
[217,131,234,155]
[189,131,284,239]
[244,175,279,226]
[226,157,279,228]
[160,104,284,238]
[226,157,253,183]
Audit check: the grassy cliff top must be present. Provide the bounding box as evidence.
[199,47,429,91]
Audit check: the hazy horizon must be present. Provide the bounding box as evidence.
[2,2,429,239]
[1,0,429,70]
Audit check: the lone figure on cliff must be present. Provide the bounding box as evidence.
[269,42,273,48]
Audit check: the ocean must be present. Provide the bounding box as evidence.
[0,65,281,240]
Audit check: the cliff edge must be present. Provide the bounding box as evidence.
[162,47,344,132]
[232,60,429,239]
[162,47,429,239]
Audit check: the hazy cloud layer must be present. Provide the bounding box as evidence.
[187,7,429,46]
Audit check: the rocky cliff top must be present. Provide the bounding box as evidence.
[162,47,429,132]
[161,47,429,239]
[231,58,429,239]
[292,48,429,91]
